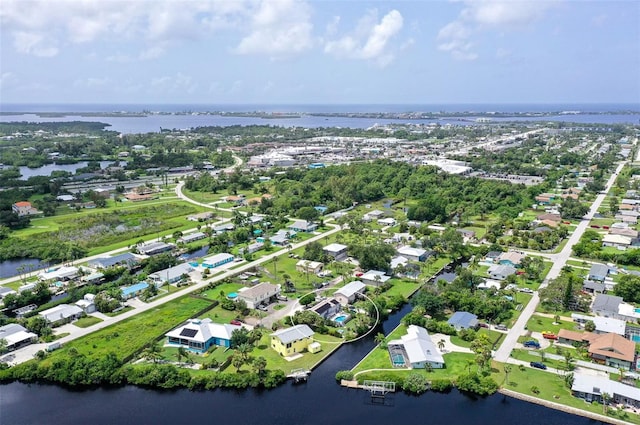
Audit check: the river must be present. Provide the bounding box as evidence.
[0,303,600,425]
[0,111,638,134]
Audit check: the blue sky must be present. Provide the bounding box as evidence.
[1,0,639,105]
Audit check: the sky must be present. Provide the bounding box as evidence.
[1,0,639,105]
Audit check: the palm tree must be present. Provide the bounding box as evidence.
[437,339,446,352]
[252,356,267,378]
[504,365,512,386]
[143,342,163,364]
[176,346,189,364]
[563,351,574,371]
[374,333,386,347]
[601,392,611,414]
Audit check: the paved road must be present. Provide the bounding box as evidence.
[5,223,341,365]
[494,161,626,362]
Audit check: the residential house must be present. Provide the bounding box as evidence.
[363,209,385,222]
[457,229,476,242]
[571,314,626,336]
[237,282,279,309]
[186,212,215,222]
[588,264,610,282]
[536,213,562,223]
[225,195,245,205]
[592,294,623,317]
[387,325,445,369]
[214,223,235,234]
[0,286,17,300]
[602,234,632,250]
[391,256,409,270]
[166,318,241,353]
[88,252,139,269]
[377,217,397,226]
[498,251,525,267]
[484,251,502,263]
[38,266,78,282]
[243,242,264,254]
[296,260,323,275]
[589,333,637,370]
[572,373,640,408]
[148,263,194,285]
[121,281,150,299]
[137,242,174,256]
[610,227,639,238]
[39,304,83,326]
[396,246,429,262]
[488,264,517,280]
[333,281,366,305]
[177,232,207,244]
[360,270,391,287]
[447,311,479,330]
[582,280,606,294]
[270,324,315,356]
[202,253,234,269]
[12,201,41,217]
[0,323,37,351]
[75,294,96,314]
[289,220,317,233]
[535,193,555,204]
[323,243,348,261]
[310,298,341,319]
[269,230,291,246]
[124,192,155,202]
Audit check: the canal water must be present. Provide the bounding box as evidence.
[0,298,600,425]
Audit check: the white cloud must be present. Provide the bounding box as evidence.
[324,9,404,67]
[150,72,198,94]
[235,0,314,57]
[12,31,58,57]
[438,1,558,60]
[74,77,111,88]
[0,0,251,58]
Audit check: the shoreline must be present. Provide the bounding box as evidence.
[499,388,633,425]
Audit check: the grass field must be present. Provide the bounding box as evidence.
[526,315,578,334]
[450,328,503,349]
[73,316,103,328]
[497,364,640,424]
[44,296,212,363]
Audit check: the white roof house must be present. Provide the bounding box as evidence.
[165,318,241,352]
[571,314,626,336]
[323,243,348,260]
[572,372,640,406]
[391,256,408,269]
[0,323,37,350]
[39,304,83,325]
[388,325,444,369]
[361,270,391,286]
[148,263,194,284]
[334,281,366,305]
[237,282,280,309]
[397,246,428,262]
[38,266,78,281]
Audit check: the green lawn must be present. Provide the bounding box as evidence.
[44,296,213,363]
[526,315,578,334]
[450,328,503,349]
[354,352,478,383]
[73,316,103,328]
[507,293,533,327]
[497,363,640,424]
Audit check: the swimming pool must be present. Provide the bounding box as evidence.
[392,354,405,366]
[632,335,640,343]
[635,308,640,314]
[228,292,238,300]
[189,262,199,268]
[334,315,347,323]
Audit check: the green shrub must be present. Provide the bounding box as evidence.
[403,373,429,394]
[430,378,453,392]
[335,370,354,381]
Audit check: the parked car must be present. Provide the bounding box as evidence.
[257,304,268,311]
[542,332,558,340]
[477,323,489,328]
[523,340,541,348]
[230,320,242,326]
[495,324,508,331]
[530,361,547,370]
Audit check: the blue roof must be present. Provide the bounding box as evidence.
[447,311,478,328]
[121,281,149,296]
